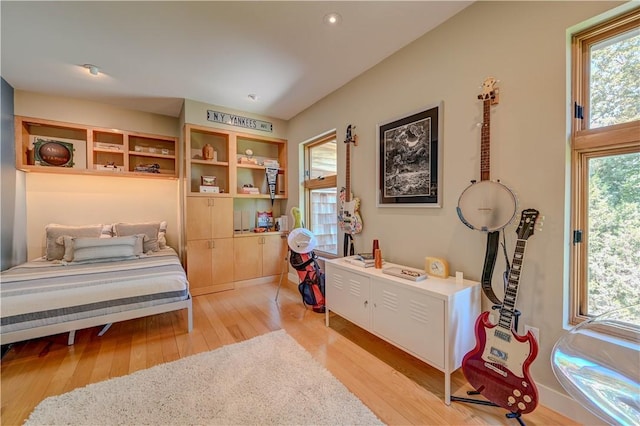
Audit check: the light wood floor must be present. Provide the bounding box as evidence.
[1,280,578,425]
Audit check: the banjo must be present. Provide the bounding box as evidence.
[457,77,517,232]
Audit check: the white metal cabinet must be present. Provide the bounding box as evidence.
[325,258,480,405]
[325,264,370,329]
[371,278,445,369]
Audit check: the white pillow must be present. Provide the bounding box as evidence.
[45,224,112,260]
[113,222,160,253]
[158,221,167,249]
[60,234,144,263]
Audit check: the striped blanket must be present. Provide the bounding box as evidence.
[1,248,189,339]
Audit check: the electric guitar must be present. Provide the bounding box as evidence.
[338,125,363,238]
[462,209,541,414]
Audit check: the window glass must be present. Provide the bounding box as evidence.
[304,135,337,255]
[309,140,337,179]
[586,152,640,316]
[589,28,640,129]
[309,188,338,254]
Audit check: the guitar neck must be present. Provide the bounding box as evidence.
[480,97,491,182]
[345,141,351,202]
[497,239,527,332]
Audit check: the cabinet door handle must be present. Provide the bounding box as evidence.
[208,240,215,249]
[208,198,214,207]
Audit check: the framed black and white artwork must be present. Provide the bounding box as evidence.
[376,102,443,208]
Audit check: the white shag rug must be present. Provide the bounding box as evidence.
[25,330,383,425]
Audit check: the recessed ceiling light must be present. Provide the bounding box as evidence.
[248,94,259,101]
[323,12,342,26]
[83,64,100,76]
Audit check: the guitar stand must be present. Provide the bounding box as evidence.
[451,394,526,426]
[451,306,526,426]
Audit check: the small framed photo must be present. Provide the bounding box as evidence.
[376,102,443,208]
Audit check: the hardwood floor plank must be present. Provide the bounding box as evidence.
[89,330,118,383]
[109,331,133,379]
[194,293,236,346]
[171,310,208,358]
[1,281,579,425]
[128,314,148,374]
[144,312,165,369]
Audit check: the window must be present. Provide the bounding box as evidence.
[304,133,337,255]
[570,8,640,333]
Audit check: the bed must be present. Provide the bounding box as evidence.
[1,231,192,346]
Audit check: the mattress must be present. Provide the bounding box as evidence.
[0,248,189,335]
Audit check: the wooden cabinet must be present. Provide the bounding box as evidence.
[15,116,177,178]
[325,259,481,405]
[233,233,287,283]
[261,233,287,276]
[235,133,287,199]
[186,197,234,240]
[185,197,235,295]
[186,238,234,295]
[184,123,287,199]
[183,123,288,295]
[184,124,232,195]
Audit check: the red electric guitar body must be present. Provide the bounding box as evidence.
[462,209,541,414]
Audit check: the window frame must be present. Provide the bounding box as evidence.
[569,8,640,333]
[303,132,338,257]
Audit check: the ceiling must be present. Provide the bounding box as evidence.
[1,1,472,120]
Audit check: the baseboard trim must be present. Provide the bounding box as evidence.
[538,382,604,425]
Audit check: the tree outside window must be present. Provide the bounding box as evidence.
[571,9,640,332]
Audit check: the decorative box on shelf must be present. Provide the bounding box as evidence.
[241,187,260,195]
[200,186,220,193]
[238,156,259,165]
[263,159,280,168]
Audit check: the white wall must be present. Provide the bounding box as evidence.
[287,0,628,415]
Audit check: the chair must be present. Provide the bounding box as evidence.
[551,304,640,425]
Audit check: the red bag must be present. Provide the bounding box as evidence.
[290,251,325,313]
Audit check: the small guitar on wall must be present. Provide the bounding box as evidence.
[462,209,541,415]
[338,124,363,256]
[457,77,517,233]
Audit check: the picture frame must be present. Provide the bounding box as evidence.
[376,102,443,208]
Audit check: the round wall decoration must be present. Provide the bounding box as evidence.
[34,138,74,167]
